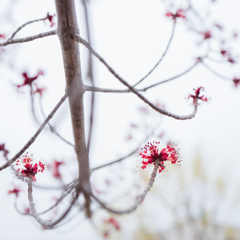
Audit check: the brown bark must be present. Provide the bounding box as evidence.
[55,0,91,216]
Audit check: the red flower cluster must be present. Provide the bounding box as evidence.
[138,141,180,173]
[16,153,45,181]
[15,70,44,89]
[52,160,64,180]
[8,186,21,197]
[45,13,56,27]
[166,9,185,20]
[233,78,240,88]
[188,86,208,104]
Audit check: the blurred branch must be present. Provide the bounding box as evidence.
[38,96,74,147]
[0,92,68,171]
[133,21,176,87]
[73,34,199,120]
[87,160,160,214]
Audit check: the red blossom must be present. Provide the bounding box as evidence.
[187,86,208,104]
[105,217,121,230]
[138,141,180,173]
[227,56,236,64]
[0,34,6,39]
[8,187,21,197]
[15,70,44,89]
[15,153,45,181]
[201,31,212,40]
[52,160,64,180]
[33,83,46,97]
[0,143,9,158]
[45,13,56,27]
[24,207,30,214]
[233,78,240,88]
[220,49,229,57]
[166,9,185,20]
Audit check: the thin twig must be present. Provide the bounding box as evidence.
[201,61,232,81]
[73,34,199,120]
[0,30,56,47]
[8,17,47,41]
[91,118,161,172]
[0,92,68,171]
[28,176,78,228]
[85,62,198,93]
[87,160,160,214]
[38,96,74,147]
[133,21,176,87]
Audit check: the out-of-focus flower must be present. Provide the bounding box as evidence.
[52,160,64,180]
[45,13,56,27]
[233,78,240,88]
[166,9,185,20]
[15,70,44,89]
[8,186,21,197]
[0,34,6,39]
[33,83,46,97]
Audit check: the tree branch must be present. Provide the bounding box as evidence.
[133,21,176,87]
[28,176,77,228]
[72,34,199,120]
[55,0,91,217]
[86,160,160,214]
[38,96,74,147]
[0,92,68,171]
[0,30,56,46]
[8,17,47,41]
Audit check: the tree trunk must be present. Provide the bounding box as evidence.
[55,0,91,216]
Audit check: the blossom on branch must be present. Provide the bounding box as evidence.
[137,141,180,173]
[187,86,209,104]
[15,153,45,181]
[8,186,21,197]
[166,9,185,20]
[45,13,56,27]
[33,83,46,97]
[201,31,212,40]
[15,70,44,89]
[233,78,240,88]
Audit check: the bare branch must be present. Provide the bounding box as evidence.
[73,34,199,120]
[91,118,162,172]
[38,96,74,147]
[201,61,232,81]
[85,63,198,93]
[28,176,78,228]
[0,92,68,171]
[8,17,47,41]
[87,160,160,214]
[142,62,199,91]
[0,30,56,47]
[133,21,176,87]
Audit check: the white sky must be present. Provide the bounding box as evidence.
[0,0,240,239]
